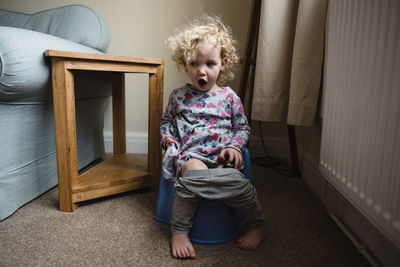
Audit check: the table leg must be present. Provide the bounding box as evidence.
[112,73,126,154]
[148,65,164,180]
[51,58,79,212]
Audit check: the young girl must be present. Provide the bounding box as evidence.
[161,15,264,259]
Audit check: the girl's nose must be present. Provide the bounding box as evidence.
[198,66,206,75]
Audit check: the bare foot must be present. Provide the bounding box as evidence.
[171,234,196,259]
[237,228,264,250]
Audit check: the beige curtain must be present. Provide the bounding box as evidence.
[252,0,328,126]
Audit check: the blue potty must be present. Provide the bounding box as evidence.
[154,147,253,244]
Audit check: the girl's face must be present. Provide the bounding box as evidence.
[185,40,227,92]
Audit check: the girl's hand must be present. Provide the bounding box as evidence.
[219,148,243,169]
[164,138,177,149]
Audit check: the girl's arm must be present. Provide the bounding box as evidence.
[226,91,250,152]
[219,91,250,169]
[160,91,179,149]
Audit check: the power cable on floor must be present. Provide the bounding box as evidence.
[251,121,300,177]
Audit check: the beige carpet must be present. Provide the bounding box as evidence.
[0,159,370,266]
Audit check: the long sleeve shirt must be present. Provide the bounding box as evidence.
[160,84,250,181]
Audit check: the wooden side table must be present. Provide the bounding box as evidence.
[45,50,164,212]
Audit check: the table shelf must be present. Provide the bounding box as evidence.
[71,154,154,203]
[46,50,163,212]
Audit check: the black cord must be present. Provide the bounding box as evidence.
[251,121,299,177]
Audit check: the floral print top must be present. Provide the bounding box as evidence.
[160,84,250,181]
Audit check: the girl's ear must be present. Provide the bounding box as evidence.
[221,58,228,70]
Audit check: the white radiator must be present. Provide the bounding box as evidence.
[320,0,400,249]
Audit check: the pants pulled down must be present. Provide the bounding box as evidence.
[171,168,265,235]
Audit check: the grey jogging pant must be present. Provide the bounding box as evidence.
[171,168,264,235]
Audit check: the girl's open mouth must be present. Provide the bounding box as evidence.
[198,79,207,86]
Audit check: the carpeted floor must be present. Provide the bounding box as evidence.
[0,156,370,266]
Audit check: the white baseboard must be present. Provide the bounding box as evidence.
[103,131,148,154]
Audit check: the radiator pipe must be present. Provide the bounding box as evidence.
[329,214,381,267]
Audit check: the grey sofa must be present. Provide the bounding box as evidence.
[0,5,113,220]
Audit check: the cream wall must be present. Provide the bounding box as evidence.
[0,0,252,135]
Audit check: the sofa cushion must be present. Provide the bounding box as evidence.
[0,26,111,102]
[0,5,109,52]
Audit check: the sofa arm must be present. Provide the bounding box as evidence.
[0,5,109,52]
[0,26,109,102]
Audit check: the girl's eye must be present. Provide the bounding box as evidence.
[190,62,198,67]
[207,62,216,67]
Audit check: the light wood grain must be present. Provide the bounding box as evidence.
[46,50,164,212]
[72,154,154,202]
[75,154,149,191]
[51,58,79,212]
[45,50,164,65]
[72,179,153,203]
[148,64,164,180]
[65,60,159,73]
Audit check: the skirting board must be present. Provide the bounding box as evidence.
[300,156,400,267]
[103,131,148,154]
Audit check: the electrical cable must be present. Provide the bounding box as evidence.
[251,121,300,177]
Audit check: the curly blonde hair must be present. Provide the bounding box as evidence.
[167,15,239,84]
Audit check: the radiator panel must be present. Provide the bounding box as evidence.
[320,0,400,249]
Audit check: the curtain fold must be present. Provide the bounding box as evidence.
[252,0,328,126]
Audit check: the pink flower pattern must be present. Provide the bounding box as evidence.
[160,84,250,181]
